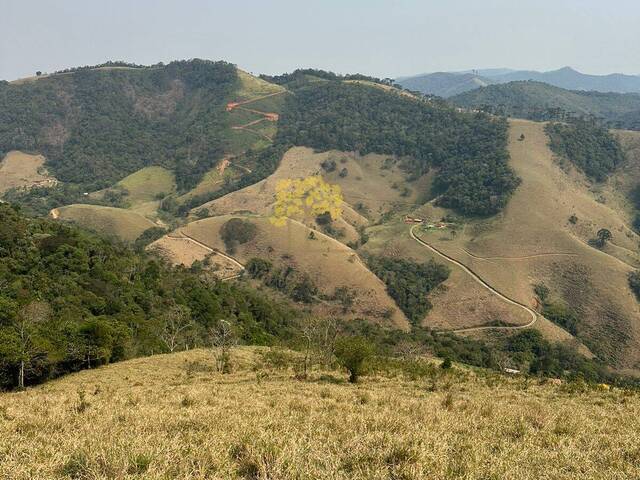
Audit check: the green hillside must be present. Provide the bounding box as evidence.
[452,81,640,129]
[0,60,239,191]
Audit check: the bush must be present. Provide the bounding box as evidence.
[220,218,257,253]
[334,336,375,383]
[543,303,580,336]
[246,258,273,279]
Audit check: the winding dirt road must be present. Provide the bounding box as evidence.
[410,225,538,333]
[170,230,245,280]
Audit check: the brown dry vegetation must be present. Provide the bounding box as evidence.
[158,215,408,328]
[0,150,57,193]
[1,347,639,479]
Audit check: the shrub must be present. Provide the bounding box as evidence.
[334,336,375,383]
[246,258,273,279]
[543,303,580,335]
[320,159,337,172]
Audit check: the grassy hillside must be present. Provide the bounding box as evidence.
[405,119,640,368]
[54,204,158,242]
[0,150,57,193]
[277,81,520,216]
[155,215,409,328]
[2,347,639,479]
[451,81,640,129]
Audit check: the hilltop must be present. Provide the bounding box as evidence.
[1,347,639,479]
[451,81,640,129]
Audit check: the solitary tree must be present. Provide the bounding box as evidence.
[334,336,375,383]
[209,319,237,373]
[9,301,50,389]
[595,228,612,248]
[160,304,192,353]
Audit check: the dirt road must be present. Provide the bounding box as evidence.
[410,225,538,333]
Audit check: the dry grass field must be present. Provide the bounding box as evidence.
[0,150,57,194]
[1,347,639,479]
[54,204,157,242]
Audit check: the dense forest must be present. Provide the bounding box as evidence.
[277,82,520,215]
[0,204,296,389]
[366,256,450,324]
[452,81,640,129]
[545,120,625,181]
[0,60,238,191]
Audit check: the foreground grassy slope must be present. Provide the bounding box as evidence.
[2,347,639,479]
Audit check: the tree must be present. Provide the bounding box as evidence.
[334,336,375,383]
[298,316,339,377]
[219,218,257,254]
[629,271,640,300]
[595,228,612,248]
[160,304,192,353]
[209,319,237,373]
[12,301,50,389]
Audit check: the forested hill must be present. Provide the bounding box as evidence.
[0,204,296,389]
[0,60,238,191]
[277,81,520,215]
[2,61,521,216]
[451,81,640,130]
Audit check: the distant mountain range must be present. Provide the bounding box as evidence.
[397,67,640,97]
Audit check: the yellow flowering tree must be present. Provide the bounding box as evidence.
[270,176,343,227]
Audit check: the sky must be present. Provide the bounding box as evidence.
[2,0,640,81]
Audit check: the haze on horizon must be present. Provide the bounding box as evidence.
[2,0,640,81]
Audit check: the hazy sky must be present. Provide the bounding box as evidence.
[2,0,639,81]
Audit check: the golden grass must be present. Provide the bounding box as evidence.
[2,347,639,479]
[0,150,57,193]
[236,70,286,102]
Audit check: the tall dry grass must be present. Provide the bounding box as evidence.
[1,347,638,479]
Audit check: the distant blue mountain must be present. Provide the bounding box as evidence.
[397,67,640,97]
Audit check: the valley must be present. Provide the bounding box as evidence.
[1,59,640,386]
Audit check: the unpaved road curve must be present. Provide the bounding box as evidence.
[410,225,537,333]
